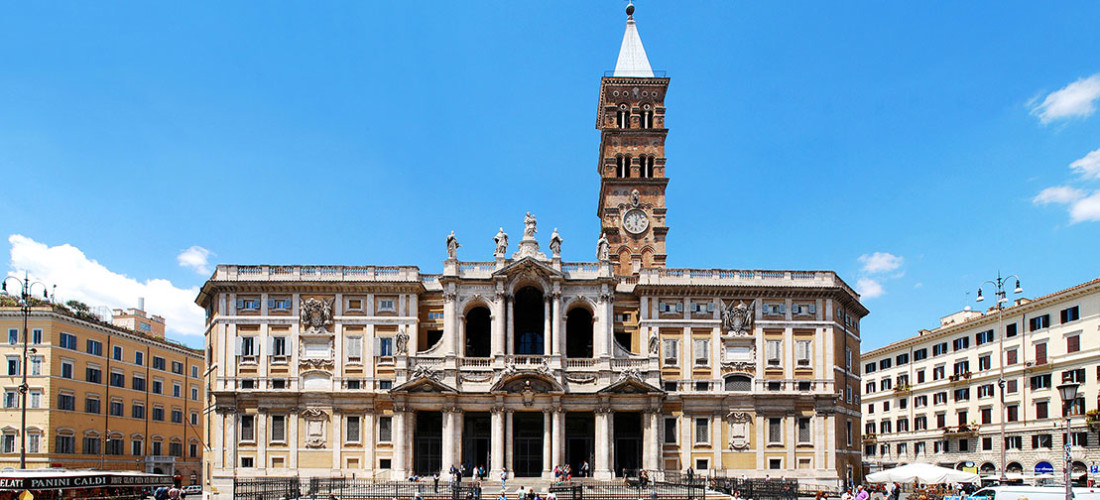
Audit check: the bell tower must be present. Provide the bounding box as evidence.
[596,3,670,275]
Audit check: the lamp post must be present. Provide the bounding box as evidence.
[1058,382,1080,500]
[2,272,53,469]
[976,272,1022,483]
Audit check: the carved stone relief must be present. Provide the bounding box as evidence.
[727,411,752,450]
[299,298,334,334]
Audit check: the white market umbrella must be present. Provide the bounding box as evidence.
[866,463,981,484]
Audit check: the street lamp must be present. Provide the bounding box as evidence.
[2,272,53,469]
[976,272,1022,483]
[1058,382,1080,500]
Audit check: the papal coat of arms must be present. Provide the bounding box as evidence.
[299,298,333,333]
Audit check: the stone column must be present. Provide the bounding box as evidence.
[595,293,609,359]
[711,413,722,473]
[227,413,238,470]
[333,412,343,470]
[506,296,515,355]
[444,289,458,356]
[551,293,562,356]
[288,411,298,469]
[643,410,659,473]
[543,298,552,355]
[492,293,505,356]
[551,408,564,473]
[257,412,268,470]
[364,411,376,473]
[505,411,514,475]
[454,410,465,468]
[680,413,691,473]
[491,408,505,477]
[595,408,612,479]
[393,408,408,479]
[540,410,553,478]
[442,408,454,473]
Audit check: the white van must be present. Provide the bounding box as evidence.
[972,485,1100,500]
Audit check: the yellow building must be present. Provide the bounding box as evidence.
[0,301,203,485]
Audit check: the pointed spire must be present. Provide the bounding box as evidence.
[613,2,654,78]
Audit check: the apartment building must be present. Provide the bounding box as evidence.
[861,278,1100,480]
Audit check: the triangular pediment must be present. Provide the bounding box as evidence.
[598,376,663,394]
[391,377,457,394]
[492,257,561,279]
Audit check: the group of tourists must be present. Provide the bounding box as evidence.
[840,483,904,500]
[551,461,590,484]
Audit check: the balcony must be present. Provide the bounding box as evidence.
[948,372,972,383]
[862,433,877,443]
[1087,409,1100,430]
[893,384,912,394]
[943,424,978,437]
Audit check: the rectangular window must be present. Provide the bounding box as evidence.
[173,382,181,398]
[6,357,17,376]
[915,415,927,430]
[768,417,782,444]
[1006,349,1018,365]
[112,345,123,361]
[1005,436,1022,450]
[132,440,143,456]
[134,351,144,366]
[865,362,876,374]
[1065,432,1089,447]
[798,417,811,444]
[933,366,945,380]
[191,412,199,425]
[952,337,969,351]
[1030,374,1051,390]
[270,415,286,442]
[153,356,166,370]
[2,391,16,409]
[977,384,994,398]
[695,418,710,444]
[132,375,146,392]
[976,330,994,345]
[270,297,292,311]
[171,409,183,423]
[1036,401,1049,419]
[55,435,75,454]
[346,416,361,442]
[1063,368,1086,383]
[7,328,17,345]
[240,415,255,441]
[1035,343,1048,365]
[934,392,947,405]
[693,339,709,366]
[1060,306,1080,323]
[1007,405,1019,422]
[27,434,39,453]
[83,436,101,455]
[664,417,677,443]
[190,443,198,458]
[110,371,125,388]
[191,386,199,401]
[152,441,162,455]
[346,336,363,363]
[62,360,74,379]
[171,361,184,374]
[1006,323,1018,337]
[913,348,928,361]
[1064,397,1085,417]
[30,356,41,376]
[1067,335,1080,353]
[192,365,199,378]
[237,298,260,311]
[379,416,393,442]
[85,397,100,414]
[1006,379,1018,393]
[766,340,782,366]
[935,413,945,429]
[152,407,165,421]
[110,400,123,417]
[981,407,992,424]
[86,339,103,356]
[378,337,393,357]
[86,366,101,384]
[662,339,679,365]
[796,340,812,366]
[978,354,991,371]
[1029,314,1051,331]
[29,390,41,408]
[132,403,145,419]
[896,353,909,365]
[168,442,182,457]
[932,342,948,356]
[60,332,78,350]
[152,380,162,394]
[879,358,892,370]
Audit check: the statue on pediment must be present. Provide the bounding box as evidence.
[494,228,509,258]
[446,231,461,260]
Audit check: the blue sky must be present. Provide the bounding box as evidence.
[3,2,1099,350]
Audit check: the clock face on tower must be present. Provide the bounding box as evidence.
[622,209,650,234]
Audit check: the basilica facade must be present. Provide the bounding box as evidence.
[197,7,867,496]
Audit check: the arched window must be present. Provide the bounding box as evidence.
[641,103,653,129]
[465,306,491,357]
[643,156,655,178]
[617,155,632,178]
[565,307,594,358]
[724,375,752,392]
[616,104,629,128]
[513,287,545,355]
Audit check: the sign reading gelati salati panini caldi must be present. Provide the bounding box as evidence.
[0,473,172,491]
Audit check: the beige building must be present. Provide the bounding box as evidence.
[196,6,867,497]
[861,277,1100,480]
[0,301,204,484]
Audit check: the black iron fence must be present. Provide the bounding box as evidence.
[305,478,481,500]
[234,477,302,500]
[549,481,704,500]
[660,474,802,500]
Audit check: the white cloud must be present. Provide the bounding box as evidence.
[7,234,204,347]
[1030,74,1100,124]
[858,252,904,274]
[1070,148,1100,179]
[1033,185,1086,205]
[177,246,213,275]
[856,278,885,299]
[1069,191,1100,223]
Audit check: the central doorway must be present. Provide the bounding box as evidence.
[565,412,594,477]
[414,411,442,475]
[462,412,491,476]
[512,412,544,477]
[613,412,642,477]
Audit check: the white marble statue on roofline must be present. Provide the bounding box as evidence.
[523,211,537,238]
[513,212,547,260]
[446,231,461,260]
[549,228,563,258]
[596,233,610,261]
[494,227,509,258]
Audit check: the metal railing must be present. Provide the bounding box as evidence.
[234,477,301,500]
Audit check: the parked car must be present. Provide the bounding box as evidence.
[182,485,202,496]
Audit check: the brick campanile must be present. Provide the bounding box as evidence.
[596,4,670,275]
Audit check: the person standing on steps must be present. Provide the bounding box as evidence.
[500,468,508,490]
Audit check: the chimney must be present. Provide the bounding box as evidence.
[138,297,145,311]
